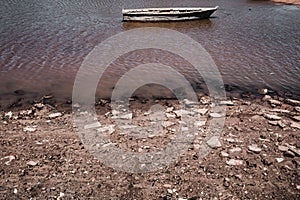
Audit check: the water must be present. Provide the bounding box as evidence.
[0,0,299,106]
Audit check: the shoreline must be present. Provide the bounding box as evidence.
[1,93,300,198]
[272,0,300,5]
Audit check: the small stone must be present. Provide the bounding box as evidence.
[2,155,16,165]
[220,151,229,157]
[248,144,262,153]
[73,103,81,108]
[34,103,44,109]
[275,158,284,163]
[163,184,172,188]
[268,99,282,106]
[183,99,198,106]
[166,107,174,113]
[209,113,223,118]
[4,111,13,119]
[84,122,101,129]
[259,88,268,95]
[13,188,17,194]
[167,189,173,194]
[291,122,300,129]
[166,113,176,118]
[268,121,278,126]
[48,112,62,119]
[97,125,115,134]
[206,136,222,148]
[278,145,289,152]
[225,138,243,143]
[285,99,300,106]
[112,113,132,120]
[226,159,243,166]
[296,185,300,190]
[162,121,175,128]
[295,107,300,112]
[173,109,195,117]
[43,95,53,99]
[269,109,290,114]
[23,126,37,132]
[220,100,234,106]
[58,192,65,199]
[194,120,207,127]
[262,95,272,101]
[264,114,281,120]
[27,161,38,166]
[228,147,242,154]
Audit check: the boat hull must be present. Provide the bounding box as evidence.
[122,7,218,22]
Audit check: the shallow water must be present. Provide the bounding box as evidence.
[0,0,299,106]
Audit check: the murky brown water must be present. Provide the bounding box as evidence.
[0,0,299,106]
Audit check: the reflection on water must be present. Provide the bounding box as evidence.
[0,0,299,107]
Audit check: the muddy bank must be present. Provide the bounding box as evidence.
[1,93,300,199]
[272,0,300,5]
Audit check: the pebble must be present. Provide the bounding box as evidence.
[194,120,206,127]
[226,159,243,166]
[13,188,17,194]
[2,155,16,165]
[248,144,262,153]
[220,100,234,106]
[206,136,222,148]
[97,125,115,134]
[4,111,13,119]
[285,99,300,106]
[269,109,290,114]
[166,107,174,113]
[23,126,37,132]
[166,113,176,118]
[173,109,195,117]
[48,112,62,119]
[262,95,272,101]
[258,88,268,95]
[264,114,281,120]
[84,122,101,129]
[275,158,284,163]
[162,121,175,128]
[209,113,224,118]
[34,103,44,109]
[295,107,300,112]
[278,145,289,152]
[228,147,242,154]
[220,151,229,157]
[268,99,282,106]
[27,161,38,166]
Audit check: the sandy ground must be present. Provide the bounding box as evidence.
[0,92,300,199]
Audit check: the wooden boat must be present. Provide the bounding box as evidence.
[122,6,218,22]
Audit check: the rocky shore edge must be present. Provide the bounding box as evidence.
[1,91,300,199]
[272,0,300,5]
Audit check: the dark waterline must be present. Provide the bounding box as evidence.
[0,0,299,108]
